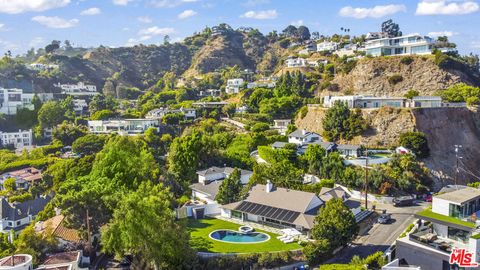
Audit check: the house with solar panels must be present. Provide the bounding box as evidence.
[220,181,324,235]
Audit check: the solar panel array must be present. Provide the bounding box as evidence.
[235,201,300,224]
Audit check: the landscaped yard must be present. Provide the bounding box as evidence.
[187,217,302,253]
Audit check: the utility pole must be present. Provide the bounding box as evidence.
[455,145,462,188]
[86,209,92,248]
[365,147,369,210]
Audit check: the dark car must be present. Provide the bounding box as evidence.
[378,213,392,224]
[393,196,415,207]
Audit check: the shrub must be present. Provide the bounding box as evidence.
[303,239,331,265]
[400,56,414,65]
[250,122,270,133]
[399,131,430,158]
[297,106,308,119]
[404,89,419,99]
[466,96,480,106]
[388,74,403,85]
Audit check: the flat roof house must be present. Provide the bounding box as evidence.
[88,118,160,135]
[365,34,434,57]
[408,96,442,108]
[0,88,34,115]
[226,78,244,94]
[396,187,480,270]
[221,182,323,233]
[0,129,33,150]
[323,95,406,109]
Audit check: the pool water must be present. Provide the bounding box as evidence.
[209,229,270,243]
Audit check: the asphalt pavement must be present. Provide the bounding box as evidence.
[323,201,429,264]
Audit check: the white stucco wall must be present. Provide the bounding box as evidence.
[432,197,452,216]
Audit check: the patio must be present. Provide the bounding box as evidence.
[187,217,302,253]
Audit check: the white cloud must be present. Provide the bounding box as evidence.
[182,0,198,2]
[0,39,18,52]
[471,41,480,49]
[138,16,152,23]
[290,20,304,27]
[427,30,458,37]
[31,16,79,29]
[0,0,70,14]
[138,26,175,36]
[29,37,46,48]
[339,4,406,19]
[416,0,479,15]
[80,7,101,15]
[112,0,133,6]
[240,9,277,19]
[178,9,197,19]
[0,23,8,32]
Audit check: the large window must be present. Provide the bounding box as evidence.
[448,227,469,243]
[411,45,428,54]
[449,203,461,218]
[231,210,242,219]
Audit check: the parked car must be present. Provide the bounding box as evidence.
[393,196,415,207]
[378,213,392,224]
[424,194,432,202]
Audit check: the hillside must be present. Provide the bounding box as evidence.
[327,56,478,97]
[296,106,480,188]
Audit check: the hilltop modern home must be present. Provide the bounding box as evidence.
[316,41,339,52]
[272,119,291,135]
[324,95,444,109]
[365,34,434,57]
[226,78,244,94]
[189,167,253,215]
[146,107,197,119]
[88,118,160,135]
[396,187,480,270]
[0,88,34,115]
[54,82,98,97]
[0,195,51,234]
[0,129,33,149]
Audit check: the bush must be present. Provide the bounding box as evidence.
[303,239,331,265]
[250,122,270,133]
[399,131,430,158]
[400,56,414,65]
[297,106,308,119]
[388,74,403,85]
[466,96,480,106]
[404,89,419,99]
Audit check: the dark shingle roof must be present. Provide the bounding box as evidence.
[189,181,223,198]
[0,196,51,221]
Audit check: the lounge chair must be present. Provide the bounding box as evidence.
[276,235,286,240]
[283,238,294,244]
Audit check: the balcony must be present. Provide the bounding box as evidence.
[409,228,468,254]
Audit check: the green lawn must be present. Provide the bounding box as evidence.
[415,208,476,229]
[187,217,302,253]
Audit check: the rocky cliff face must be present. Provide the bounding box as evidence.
[296,106,480,189]
[329,56,476,96]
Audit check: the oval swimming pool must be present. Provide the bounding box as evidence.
[209,229,270,243]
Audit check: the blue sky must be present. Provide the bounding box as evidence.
[0,0,479,55]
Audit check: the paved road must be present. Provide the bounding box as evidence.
[324,201,429,264]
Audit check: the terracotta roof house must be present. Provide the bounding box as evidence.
[221,181,323,233]
[36,215,82,248]
[37,251,84,270]
[0,167,42,190]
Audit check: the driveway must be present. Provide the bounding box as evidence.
[324,201,429,264]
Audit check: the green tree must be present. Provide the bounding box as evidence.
[53,121,88,146]
[404,89,419,99]
[250,122,270,133]
[101,181,195,269]
[303,239,331,265]
[322,102,367,141]
[37,101,66,128]
[311,198,358,251]
[215,168,242,204]
[302,144,326,175]
[91,109,116,120]
[72,134,107,156]
[399,132,429,158]
[167,131,204,188]
[3,177,16,192]
[15,224,58,265]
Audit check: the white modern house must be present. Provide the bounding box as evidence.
[189,167,253,215]
[0,196,51,234]
[408,96,442,108]
[146,107,196,120]
[73,99,88,115]
[87,118,160,135]
[272,119,291,135]
[54,82,98,97]
[396,187,480,270]
[365,34,434,57]
[317,41,339,52]
[28,63,59,71]
[198,89,221,97]
[0,130,33,149]
[0,88,34,115]
[285,57,320,68]
[288,129,322,145]
[226,78,244,94]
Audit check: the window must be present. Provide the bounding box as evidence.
[231,211,242,219]
[448,227,469,243]
[449,204,461,218]
[411,45,428,54]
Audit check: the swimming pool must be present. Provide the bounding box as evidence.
[209,229,270,243]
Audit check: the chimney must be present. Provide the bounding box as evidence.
[266,180,273,193]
